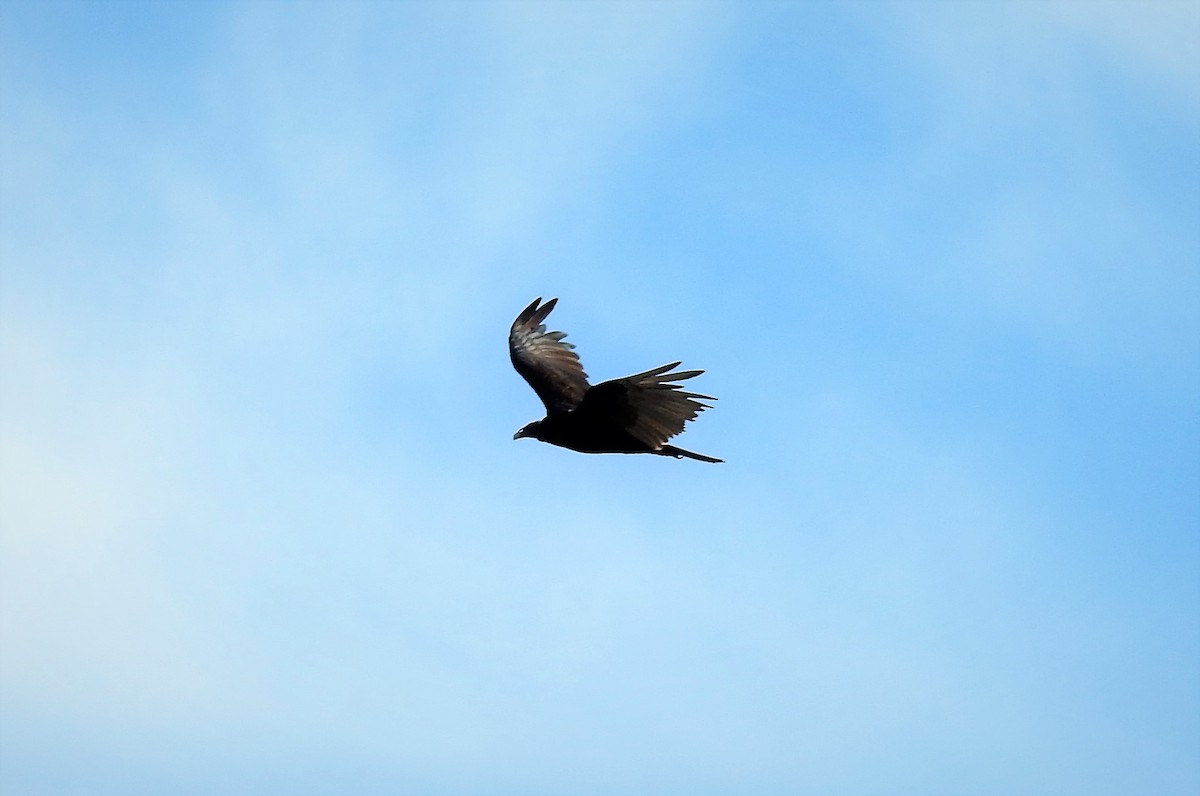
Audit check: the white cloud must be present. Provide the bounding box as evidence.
[826,1,1200,376]
[2,3,1196,793]
[1053,0,1200,107]
[0,317,229,723]
[0,0,730,765]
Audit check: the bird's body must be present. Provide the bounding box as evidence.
[509,297,721,463]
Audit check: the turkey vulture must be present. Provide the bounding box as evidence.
[510,297,721,463]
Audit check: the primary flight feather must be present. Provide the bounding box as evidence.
[510,297,721,463]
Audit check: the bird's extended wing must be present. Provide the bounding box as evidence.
[509,297,590,415]
[573,362,716,450]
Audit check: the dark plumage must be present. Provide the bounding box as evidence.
[510,297,721,463]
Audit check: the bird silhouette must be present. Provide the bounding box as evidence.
[510,297,721,463]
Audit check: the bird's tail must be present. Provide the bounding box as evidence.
[659,445,723,464]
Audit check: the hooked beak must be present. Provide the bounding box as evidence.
[513,429,526,440]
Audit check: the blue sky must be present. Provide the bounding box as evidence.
[1,2,1197,794]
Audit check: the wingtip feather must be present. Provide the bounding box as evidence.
[531,296,558,326]
[515,297,543,327]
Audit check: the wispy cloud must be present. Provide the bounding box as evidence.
[1,2,1197,794]
[822,2,1200,376]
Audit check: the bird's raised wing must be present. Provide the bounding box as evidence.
[572,362,716,450]
[509,297,590,415]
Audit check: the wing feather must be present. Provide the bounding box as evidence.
[509,297,590,414]
[574,362,717,449]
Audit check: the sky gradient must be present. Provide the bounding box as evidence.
[2,2,1198,794]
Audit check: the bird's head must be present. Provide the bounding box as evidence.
[513,421,542,441]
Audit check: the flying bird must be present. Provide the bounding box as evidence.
[510,297,721,463]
